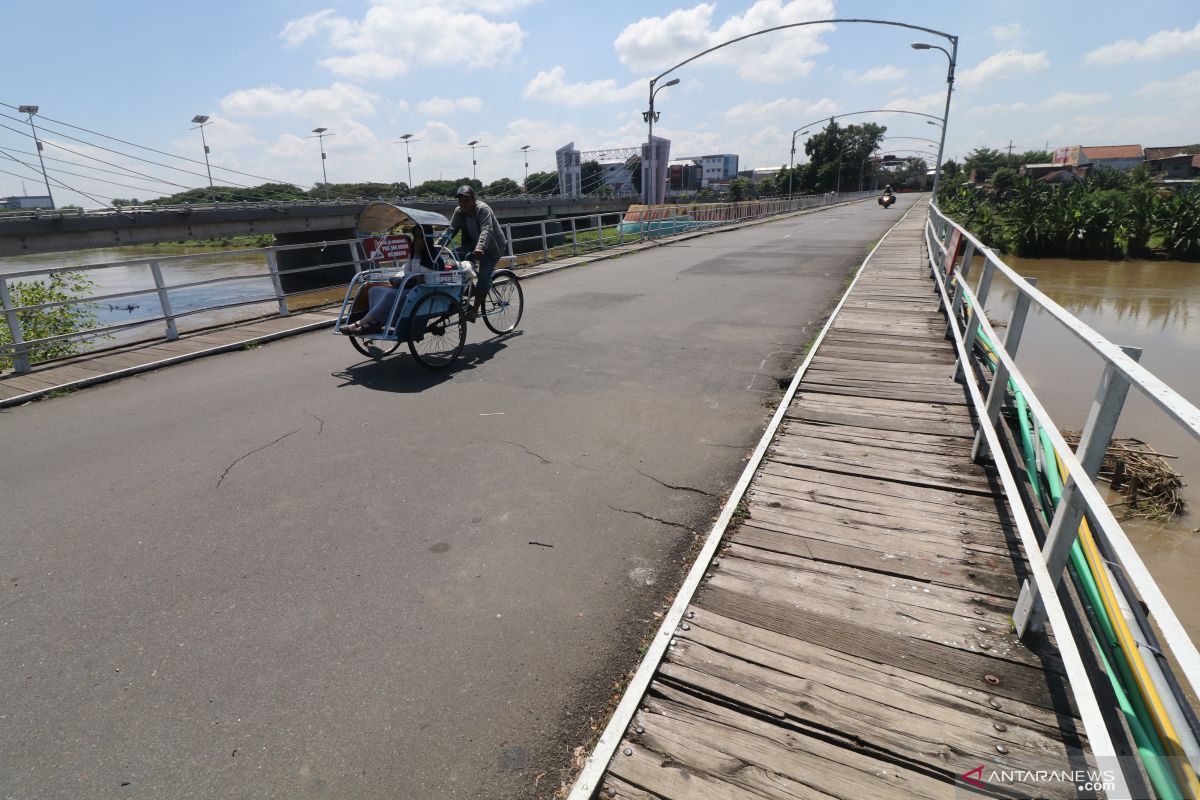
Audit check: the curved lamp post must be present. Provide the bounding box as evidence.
[787,109,944,200]
[911,41,956,200]
[643,77,680,204]
[644,19,955,205]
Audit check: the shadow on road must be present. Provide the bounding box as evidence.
[331,330,524,393]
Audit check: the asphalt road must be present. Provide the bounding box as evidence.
[0,194,919,799]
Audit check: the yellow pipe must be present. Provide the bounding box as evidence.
[1057,450,1200,798]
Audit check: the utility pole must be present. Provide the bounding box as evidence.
[18,106,54,209]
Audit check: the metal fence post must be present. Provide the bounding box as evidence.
[971,277,1037,462]
[505,224,515,261]
[572,219,578,256]
[946,242,974,339]
[1014,345,1144,638]
[540,221,549,263]
[148,260,179,341]
[0,277,31,374]
[265,247,290,317]
[594,215,604,249]
[954,257,994,381]
[618,213,625,245]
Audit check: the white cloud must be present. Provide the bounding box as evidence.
[957,50,1050,88]
[1137,68,1200,97]
[722,96,838,122]
[882,92,947,115]
[219,83,380,119]
[850,65,907,82]
[522,66,643,106]
[989,23,1026,43]
[278,0,525,80]
[1040,112,1196,146]
[1040,92,1110,109]
[613,0,835,83]
[967,102,1029,116]
[1083,22,1200,64]
[417,96,484,116]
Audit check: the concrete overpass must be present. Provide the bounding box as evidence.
[0,196,634,257]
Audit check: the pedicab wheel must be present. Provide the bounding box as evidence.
[349,332,401,361]
[407,290,466,369]
[482,269,524,335]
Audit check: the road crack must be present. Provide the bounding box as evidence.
[635,467,716,498]
[607,505,691,531]
[303,409,325,436]
[217,429,299,488]
[501,440,551,465]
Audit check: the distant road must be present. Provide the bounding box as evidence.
[0,194,919,799]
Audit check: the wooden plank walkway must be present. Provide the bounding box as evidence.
[592,206,1095,799]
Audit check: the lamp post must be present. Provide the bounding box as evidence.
[519,145,534,191]
[464,139,486,183]
[911,40,957,200]
[787,128,811,199]
[397,133,419,192]
[18,105,54,209]
[190,115,214,189]
[643,77,680,204]
[309,127,333,198]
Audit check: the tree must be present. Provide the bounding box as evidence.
[728,178,750,201]
[523,170,558,195]
[803,120,887,191]
[581,160,603,195]
[483,177,519,196]
[0,272,103,370]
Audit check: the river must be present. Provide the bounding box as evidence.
[987,256,1200,639]
[0,245,276,341]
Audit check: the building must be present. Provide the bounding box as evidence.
[598,161,635,196]
[678,154,739,186]
[1081,144,1144,171]
[3,195,54,210]
[667,160,703,193]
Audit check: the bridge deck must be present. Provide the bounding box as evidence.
[594,208,1094,799]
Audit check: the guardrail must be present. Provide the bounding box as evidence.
[0,191,872,374]
[925,202,1200,798]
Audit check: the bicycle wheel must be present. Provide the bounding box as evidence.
[406,290,465,369]
[349,332,401,361]
[482,269,524,335]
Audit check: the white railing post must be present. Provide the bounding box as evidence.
[0,277,31,374]
[265,247,290,317]
[148,260,179,341]
[946,242,974,339]
[540,221,549,263]
[971,278,1038,462]
[505,224,515,261]
[1014,345,1144,638]
[571,218,579,256]
[594,215,604,249]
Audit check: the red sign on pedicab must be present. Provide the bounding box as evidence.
[363,235,411,263]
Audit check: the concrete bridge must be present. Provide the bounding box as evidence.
[0,195,634,257]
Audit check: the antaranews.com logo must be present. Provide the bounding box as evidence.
[959,763,1117,797]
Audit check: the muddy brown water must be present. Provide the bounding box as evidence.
[984,256,1200,640]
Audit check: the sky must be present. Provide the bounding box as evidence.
[1,0,1198,206]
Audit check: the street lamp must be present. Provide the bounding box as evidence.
[464,139,486,183]
[519,145,535,191]
[309,127,334,198]
[787,128,811,199]
[18,105,54,209]
[190,115,214,190]
[643,77,680,204]
[397,133,420,192]
[911,40,957,199]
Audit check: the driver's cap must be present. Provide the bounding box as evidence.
[455,185,476,199]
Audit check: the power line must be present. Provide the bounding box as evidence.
[0,149,175,196]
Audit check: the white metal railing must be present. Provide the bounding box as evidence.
[1,192,875,374]
[925,202,1200,798]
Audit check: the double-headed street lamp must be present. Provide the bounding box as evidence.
[464,139,486,182]
[643,77,680,204]
[190,115,214,190]
[787,129,810,198]
[911,40,957,199]
[397,133,420,192]
[18,105,54,209]
[309,127,334,198]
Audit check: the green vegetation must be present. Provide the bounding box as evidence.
[0,272,105,371]
[765,120,891,195]
[938,165,1200,261]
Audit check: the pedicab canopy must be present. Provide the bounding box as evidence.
[355,202,451,235]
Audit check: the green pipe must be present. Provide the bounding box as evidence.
[971,325,1180,795]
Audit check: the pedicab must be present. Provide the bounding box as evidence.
[334,202,524,369]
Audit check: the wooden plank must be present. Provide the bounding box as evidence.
[659,638,1083,798]
[693,590,1066,709]
[768,438,994,495]
[781,421,975,458]
[782,406,974,438]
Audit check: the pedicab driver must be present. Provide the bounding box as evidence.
[444,185,507,322]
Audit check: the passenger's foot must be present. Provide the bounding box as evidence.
[342,320,382,335]
[464,307,478,323]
